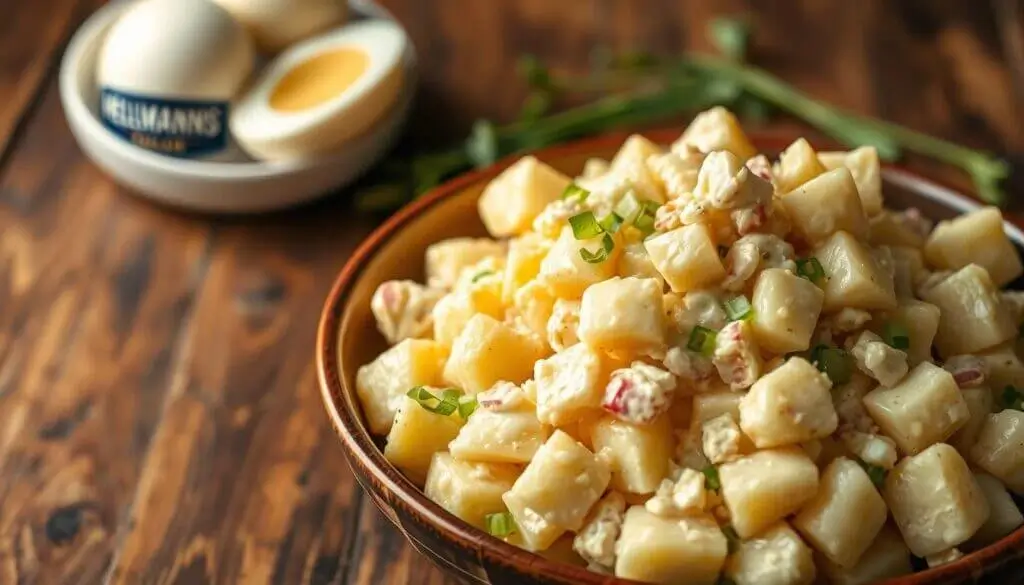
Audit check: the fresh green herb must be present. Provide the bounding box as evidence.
[471,270,494,283]
[858,461,887,488]
[485,511,517,537]
[561,182,590,202]
[708,17,750,62]
[1002,385,1024,410]
[406,386,463,416]
[518,90,553,124]
[580,233,615,264]
[688,326,719,356]
[614,191,643,222]
[458,397,479,419]
[721,524,741,554]
[599,212,624,234]
[724,296,753,321]
[701,465,721,491]
[812,345,854,385]
[796,257,826,283]
[465,119,499,168]
[883,322,911,350]
[568,211,603,239]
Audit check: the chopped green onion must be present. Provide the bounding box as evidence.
[796,257,826,283]
[614,192,658,236]
[859,462,887,488]
[561,182,590,202]
[569,211,603,240]
[458,397,479,419]
[634,212,656,237]
[599,212,624,234]
[687,326,718,356]
[1002,385,1024,410]
[406,386,462,416]
[485,512,517,537]
[579,233,615,264]
[724,296,753,321]
[883,322,910,350]
[614,191,643,222]
[471,270,494,283]
[721,524,741,554]
[407,386,433,402]
[701,465,721,491]
[813,345,854,385]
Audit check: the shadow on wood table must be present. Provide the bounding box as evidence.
[0,1,1021,584]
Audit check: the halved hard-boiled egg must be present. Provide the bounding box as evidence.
[231,20,407,161]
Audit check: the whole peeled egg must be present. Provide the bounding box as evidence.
[211,0,349,54]
[96,0,255,159]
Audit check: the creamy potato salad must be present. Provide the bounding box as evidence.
[356,107,1024,585]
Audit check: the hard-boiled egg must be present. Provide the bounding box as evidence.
[211,0,349,54]
[231,20,407,162]
[96,0,254,159]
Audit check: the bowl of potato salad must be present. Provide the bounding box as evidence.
[317,107,1024,585]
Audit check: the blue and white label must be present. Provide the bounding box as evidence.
[99,87,228,158]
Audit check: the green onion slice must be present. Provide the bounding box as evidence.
[614,191,643,223]
[579,233,615,264]
[701,465,721,491]
[471,270,494,283]
[859,462,887,488]
[569,211,603,240]
[882,322,910,350]
[561,182,590,202]
[687,326,718,356]
[406,386,463,416]
[458,397,479,419]
[634,212,656,237]
[485,512,517,537]
[599,212,624,234]
[812,345,853,385]
[724,296,753,321]
[796,257,826,283]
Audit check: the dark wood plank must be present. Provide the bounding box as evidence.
[0,79,212,585]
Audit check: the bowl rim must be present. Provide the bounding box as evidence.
[317,128,1024,585]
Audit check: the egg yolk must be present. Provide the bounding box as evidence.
[269,47,369,112]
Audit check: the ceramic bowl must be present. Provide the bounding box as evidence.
[317,129,1024,585]
[58,0,415,214]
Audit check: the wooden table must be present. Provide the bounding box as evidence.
[1,1,1022,583]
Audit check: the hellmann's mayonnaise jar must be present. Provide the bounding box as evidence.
[96,0,255,159]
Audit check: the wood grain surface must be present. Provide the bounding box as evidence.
[0,1,1021,583]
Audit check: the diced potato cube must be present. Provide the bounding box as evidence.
[979,344,1024,391]
[781,168,868,243]
[591,414,673,495]
[691,391,744,427]
[424,452,521,529]
[502,430,611,550]
[384,396,465,484]
[645,224,726,293]
[719,448,820,538]
[725,522,816,585]
[819,525,912,585]
[608,134,666,203]
[922,264,1016,357]
[815,231,897,312]
[444,314,543,394]
[647,150,703,201]
[578,277,665,353]
[885,443,990,556]
[433,289,505,348]
[965,473,1024,551]
[615,506,728,585]
[533,343,604,426]
[871,299,939,366]
[503,233,551,303]
[971,409,1024,494]
[425,237,506,289]
[356,339,448,435]
[888,246,925,299]
[925,207,1023,287]
[739,357,837,449]
[448,408,549,464]
[511,280,556,342]
[868,212,925,249]
[792,457,887,568]
[673,106,757,160]
[774,138,827,194]
[539,226,620,299]
[818,147,883,216]
[617,241,665,286]
[950,387,994,459]
[478,156,572,237]
[702,413,753,464]
[750,268,824,354]
[863,362,969,455]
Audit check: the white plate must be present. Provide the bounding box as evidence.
[59,0,416,214]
